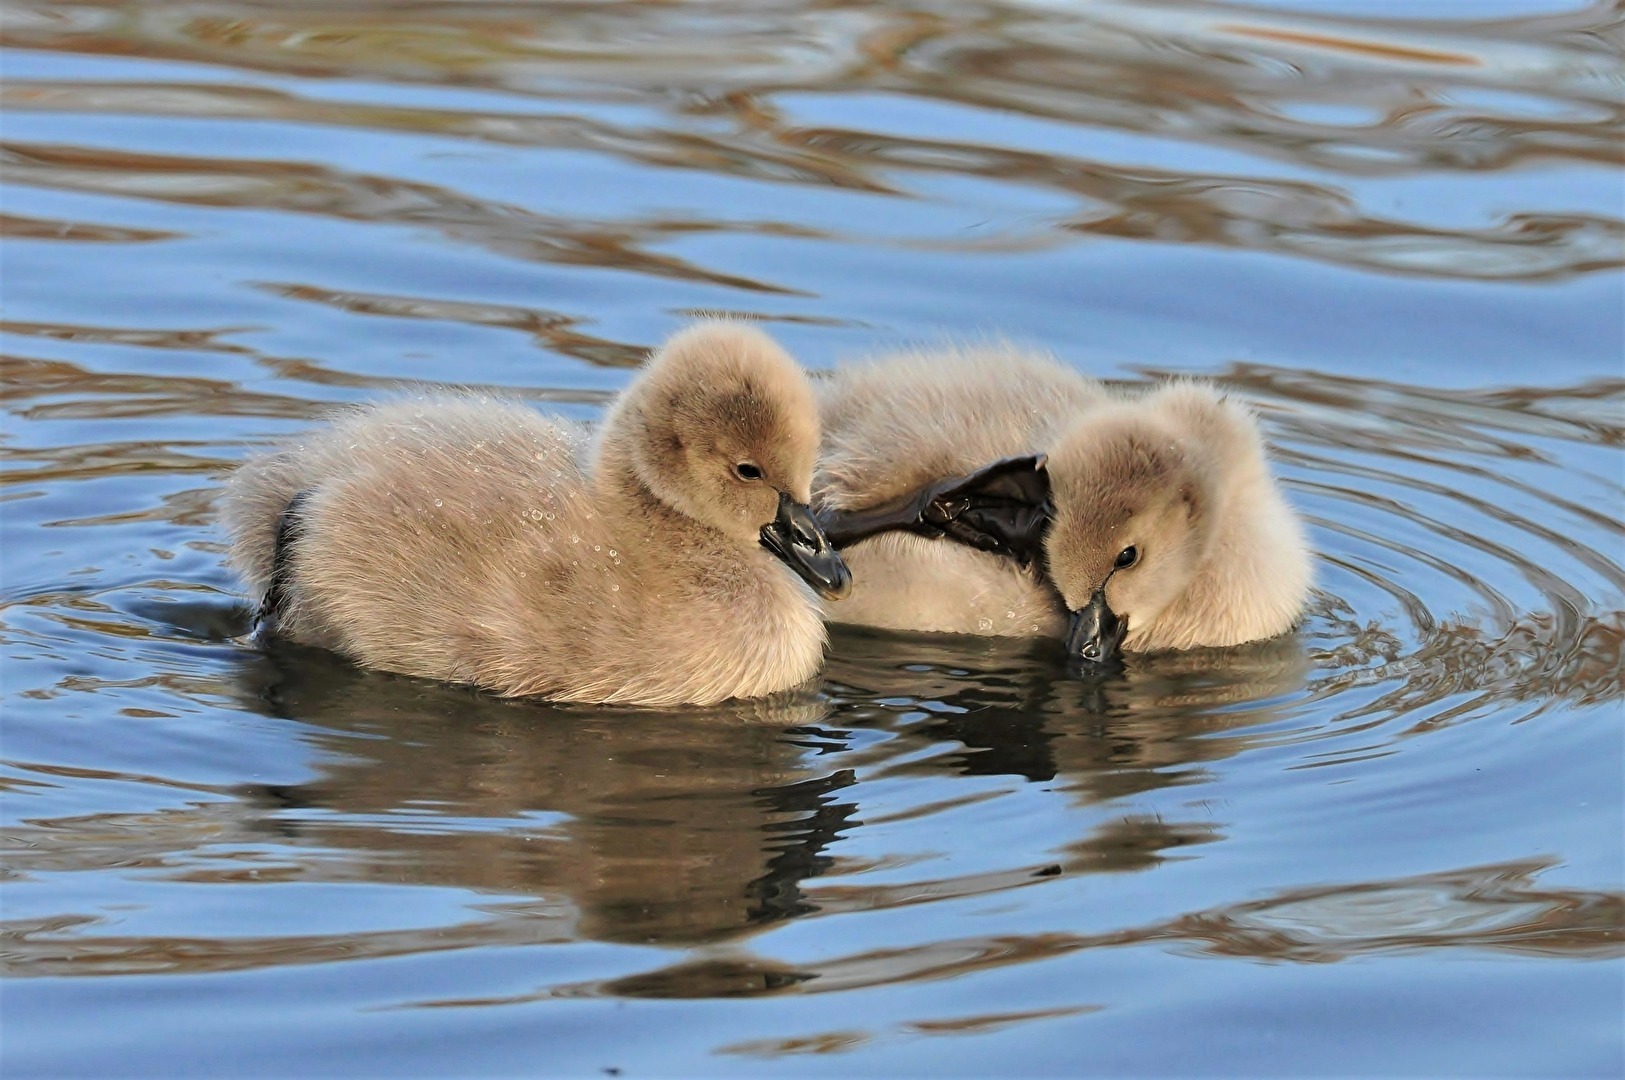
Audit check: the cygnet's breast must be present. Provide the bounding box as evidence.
[732,553,830,694]
[638,547,828,703]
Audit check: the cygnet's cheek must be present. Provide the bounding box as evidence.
[1121,577,1182,633]
[1106,580,1154,630]
[741,490,769,525]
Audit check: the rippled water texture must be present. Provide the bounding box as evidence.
[2,1,1622,1075]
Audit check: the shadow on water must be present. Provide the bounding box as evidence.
[2,617,1305,950]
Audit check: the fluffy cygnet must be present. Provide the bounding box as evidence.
[814,348,1311,660]
[223,322,851,706]
[1043,380,1312,660]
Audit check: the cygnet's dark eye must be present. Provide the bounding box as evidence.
[733,462,763,482]
[1114,545,1139,569]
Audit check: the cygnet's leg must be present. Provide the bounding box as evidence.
[817,454,1053,566]
[255,489,312,640]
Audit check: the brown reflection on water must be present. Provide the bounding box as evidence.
[227,632,1307,920]
[3,354,310,423]
[404,858,1623,1007]
[1159,858,1625,963]
[0,211,182,243]
[262,283,649,369]
[693,857,1624,993]
[0,141,804,294]
[717,1004,1102,1058]
[3,440,230,487]
[235,663,858,947]
[822,628,1310,813]
[0,908,575,978]
[8,1,1619,155]
[4,1,1621,283]
[3,649,854,950]
[0,79,897,195]
[7,843,1612,988]
[0,336,618,459]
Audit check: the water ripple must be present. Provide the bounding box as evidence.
[3,1,1619,282]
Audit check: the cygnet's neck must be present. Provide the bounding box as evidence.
[590,424,748,567]
[592,428,691,535]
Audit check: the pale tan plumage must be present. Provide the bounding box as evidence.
[815,348,1312,653]
[815,345,1108,637]
[222,322,839,706]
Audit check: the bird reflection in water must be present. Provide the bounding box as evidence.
[227,621,1311,974]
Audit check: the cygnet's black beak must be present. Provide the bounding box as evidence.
[761,490,853,601]
[1066,588,1127,665]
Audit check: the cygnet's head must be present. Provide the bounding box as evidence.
[1043,407,1217,663]
[607,321,851,600]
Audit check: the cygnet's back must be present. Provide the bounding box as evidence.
[223,323,848,706]
[815,345,1108,635]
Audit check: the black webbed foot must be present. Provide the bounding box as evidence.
[914,454,1052,565]
[255,489,312,640]
[817,454,1053,566]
